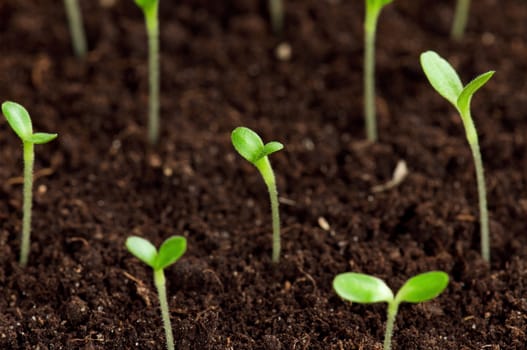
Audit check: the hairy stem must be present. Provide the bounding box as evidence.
[20,142,34,267]
[364,8,380,142]
[469,140,489,262]
[451,0,471,40]
[154,269,174,350]
[63,0,87,57]
[145,5,160,145]
[383,302,398,350]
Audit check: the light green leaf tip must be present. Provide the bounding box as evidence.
[262,141,284,157]
[27,132,58,145]
[333,272,394,304]
[1,101,33,141]
[134,0,157,12]
[420,50,463,107]
[126,236,158,268]
[395,271,449,304]
[457,71,495,116]
[155,236,187,270]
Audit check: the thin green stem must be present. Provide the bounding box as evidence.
[145,6,160,145]
[255,157,281,263]
[20,142,34,267]
[154,269,175,350]
[451,0,471,40]
[364,11,379,142]
[383,302,398,350]
[469,141,489,262]
[63,0,87,58]
[269,0,284,35]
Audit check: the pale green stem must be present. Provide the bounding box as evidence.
[20,142,34,267]
[255,157,281,263]
[364,10,379,142]
[145,6,160,145]
[269,0,284,35]
[383,302,399,350]
[154,269,175,350]
[451,0,471,41]
[63,0,87,58]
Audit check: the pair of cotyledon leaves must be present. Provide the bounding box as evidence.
[126,236,187,271]
[1,102,57,144]
[231,127,283,165]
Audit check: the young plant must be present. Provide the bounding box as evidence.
[231,127,284,263]
[420,50,494,262]
[269,0,284,35]
[134,0,161,145]
[126,235,187,350]
[333,271,449,350]
[63,0,87,57]
[1,101,57,267]
[451,0,471,40]
[363,0,393,142]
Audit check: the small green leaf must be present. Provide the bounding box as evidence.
[395,271,449,304]
[231,127,265,164]
[262,141,284,157]
[420,51,463,106]
[126,236,158,268]
[2,101,33,141]
[457,71,495,117]
[155,236,187,270]
[26,132,58,145]
[333,272,394,304]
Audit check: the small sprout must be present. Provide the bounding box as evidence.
[1,101,57,267]
[134,0,161,145]
[420,50,494,262]
[63,0,87,58]
[333,271,449,350]
[451,0,471,40]
[363,0,393,142]
[126,235,187,350]
[269,0,284,35]
[231,127,284,263]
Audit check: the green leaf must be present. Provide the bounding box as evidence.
[420,51,463,107]
[333,272,394,304]
[134,0,157,11]
[262,141,284,157]
[126,236,158,268]
[1,101,33,141]
[395,271,449,304]
[26,132,58,145]
[457,71,494,117]
[155,236,187,270]
[231,127,265,164]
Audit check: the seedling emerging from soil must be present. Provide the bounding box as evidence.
[364,0,393,142]
[1,101,57,267]
[451,0,471,40]
[269,0,284,35]
[231,127,284,263]
[63,0,87,57]
[134,0,161,145]
[420,50,494,262]
[126,235,187,350]
[333,271,449,350]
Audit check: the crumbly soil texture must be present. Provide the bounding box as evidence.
[1,0,527,349]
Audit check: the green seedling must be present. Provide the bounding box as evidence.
[1,102,57,267]
[269,0,284,35]
[126,235,187,350]
[363,0,393,142]
[134,0,161,145]
[451,0,471,40]
[63,0,87,57]
[420,50,494,262]
[333,271,449,350]
[231,127,284,263]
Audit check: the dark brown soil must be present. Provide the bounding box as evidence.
[1,0,527,349]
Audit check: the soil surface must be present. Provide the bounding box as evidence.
[1,0,527,349]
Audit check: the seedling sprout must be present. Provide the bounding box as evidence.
[269,0,284,35]
[63,0,87,57]
[363,0,393,142]
[451,0,471,40]
[126,235,187,350]
[134,0,161,145]
[231,127,284,263]
[420,50,494,262]
[333,271,449,350]
[1,101,57,267]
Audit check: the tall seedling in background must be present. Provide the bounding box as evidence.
[135,0,161,145]
[363,0,393,142]
[231,127,284,263]
[1,102,58,267]
[420,50,494,262]
[63,0,87,57]
[451,0,471,40]
[269,0,284,35]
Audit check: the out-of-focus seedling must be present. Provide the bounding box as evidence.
[1,101,57,267]
[63,0,87,57]
[420,50,494,262]
[269,0,284,35]
[333,271,449,350]
[134,0,161,145]
[231,127,284,263]
[451,0,471,40]
[364,0,393,142]
[126,235,187,350]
